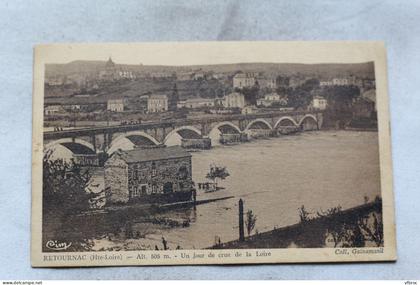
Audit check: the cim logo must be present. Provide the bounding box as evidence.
[45,240,72,251]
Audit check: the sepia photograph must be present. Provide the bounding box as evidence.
[31,42,396,266]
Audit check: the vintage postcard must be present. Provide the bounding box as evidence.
[31,41,396,267]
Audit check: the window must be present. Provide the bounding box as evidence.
[151,162,157,176]
[141,184,147,195]
[132,187,140,197]
[133,164,138,180]
[152,184,157,194]
[178,166,188,180]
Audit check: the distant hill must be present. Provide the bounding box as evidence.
[44,60,375,106]
[46,60,375,79]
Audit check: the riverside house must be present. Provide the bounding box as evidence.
[104,146,193,205]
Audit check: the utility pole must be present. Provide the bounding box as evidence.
[239,198,245,242]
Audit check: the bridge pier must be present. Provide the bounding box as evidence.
[90,134,97,152]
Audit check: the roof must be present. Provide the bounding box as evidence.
[234,73,256,78]
[148,94,168,99]
[184,98,214,102]
[108,98,125,103]
[226,92,244,98]
[112,146,191,164]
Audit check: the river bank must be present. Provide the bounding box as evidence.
[211,199,383,249]
[43,130,381,251]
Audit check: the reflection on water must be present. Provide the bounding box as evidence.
[46,130,381,250]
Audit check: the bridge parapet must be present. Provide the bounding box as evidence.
[43,110,324,154]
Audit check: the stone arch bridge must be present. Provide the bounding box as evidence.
[44,110,323,158]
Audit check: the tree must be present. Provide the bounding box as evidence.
[240,85,260,105]
[245,209,257,236]
[205,164,230,187]
[43,151,98,215]
[298,205,311,222]
[287,88,312,109]
[301,78,320,92]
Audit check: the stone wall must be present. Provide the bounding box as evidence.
[104,155,129,204]
[127,157,192,199]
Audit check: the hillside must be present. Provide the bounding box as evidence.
[46,60,375,79]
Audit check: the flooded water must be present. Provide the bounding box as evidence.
[78,130,381,251]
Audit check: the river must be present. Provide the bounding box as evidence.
[82,130,381,251]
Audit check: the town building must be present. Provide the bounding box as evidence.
[319,80,333,87]
[107,99,125,112]
[332,78,349,86]
[211,73,226,80]
[257,76,277,89]
[63,104,82,111]
[150,72,174,79]
[288,76,307,88]
[241,105,258,115]
[44,105,64,115]
[118,70,136,79]
[147,94,168,113]
[361,89,377,111]
[221,92,245,109]
[256,93,287,107]
[177,98,215,109]
[362,78,376,89]
[45,75,65,86]
[233,73,257,89]
[352,97,375,118]
[193,72,205,80]
[311,96,328,110]
[104,146,193,204]
[177,72,194,81]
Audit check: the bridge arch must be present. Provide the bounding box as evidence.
[44,138,96,153]
[208,121,241,146]
[274,116,299,129]
[298,114,318,126]
[108,131,160,154]
[298,114,319,131]
[164,126,202,146]
[44,138,96,162]
[244,119,273,131]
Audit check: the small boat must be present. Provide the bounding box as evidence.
[197,182,225,193]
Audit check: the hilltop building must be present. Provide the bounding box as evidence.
[99,57,136,81]
[233,73,257,89]
[257,76,277,89]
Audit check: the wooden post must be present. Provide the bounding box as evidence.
[239,199,245,242]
